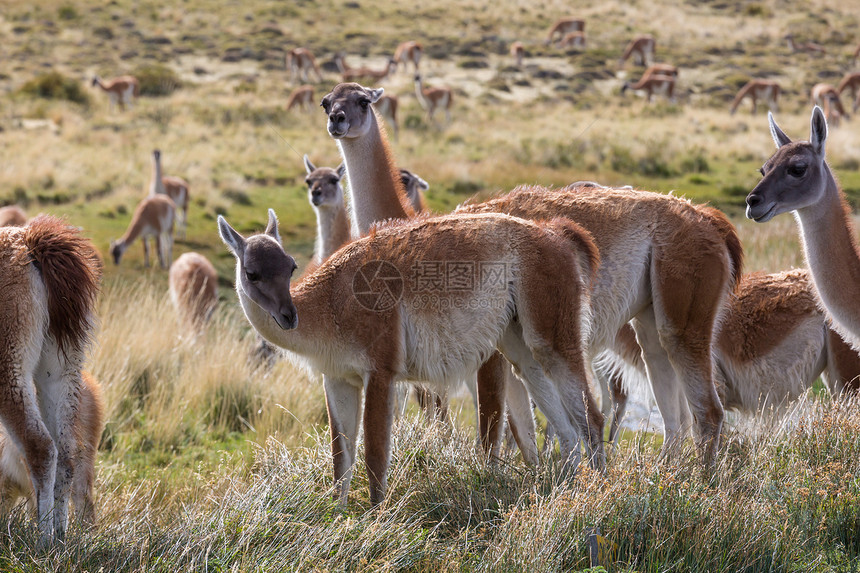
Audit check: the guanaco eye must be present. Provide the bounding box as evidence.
[320,99,330,112]
[359,99,370,109]
[305,178,312,186]
[290,265,297,277]
[787,163,807,178]
[246,270,261,282]
[758,167,765,176]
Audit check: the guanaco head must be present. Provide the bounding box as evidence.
[746,106,828,223]
[109,240,123,265]
[153,149,161,162]
[399,169,429,213]
[321,83,384,139]
[303,154,346,209]
[91,76,99,87]
[218,209,298,330]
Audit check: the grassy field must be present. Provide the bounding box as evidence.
[2,0,860,570]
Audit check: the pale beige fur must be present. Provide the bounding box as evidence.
[168,252,218,334]
[0,206,27,227]
[414,74,453,125]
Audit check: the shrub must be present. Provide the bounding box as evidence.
[19,71,90,105]
[134,64,181,96]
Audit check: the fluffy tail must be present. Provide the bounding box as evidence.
[23,215,102,358]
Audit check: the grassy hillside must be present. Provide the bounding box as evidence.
[1,0,860,570]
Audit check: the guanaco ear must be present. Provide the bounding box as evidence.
[265,208,282,244]
[416,174,429,191]
[768,112,792,149]
[303,154,316,175]
[810,105,828,156]
[218,216,246,260]
[336,163,346,179]
[369,88,384,104]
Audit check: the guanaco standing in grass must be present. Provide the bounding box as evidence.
[545,17,584,46]
[373,94,400,140]
[747,106,860,350]
[91,75,139,111]
[220,208,604,506]
[149,149,189,240]
[510,41,525,68]
[168,252,218,334]
[0,370,104,526]
[619,35,656,67]
[414,74,453,125]
[730,79,780,115]
[321,83,741,469]
[836,72,860,113]
[785,34,826,55]
[286,85,315,113]
[110,194,175,269]
[0,215,101,543]
[334,53,397,83]
[621,73,676,103]
[559,31,586,50]
[286,48,323,83]
[321,82,540,463]
[392,40,422,72]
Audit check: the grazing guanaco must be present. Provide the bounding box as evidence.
[414,74,453,124]
[91,75,139,111]
[219,208,604,506]
[334,53,397,83]
[747,106,860,350]
[811,83,847,120]
[168,252,218,334]
[0,205,27,226]
[392,40,422,72]
[785,34,826,55]
[619,35,656,67]
[286,48,323,83]
[559,31,586,50]
[110,194,175,269]
[837,72,860,113]
[286,85,315,113]
[730,79,780,115]
[0,371,103,526]
[373,94,399,140]
[545,17,584,46]
[510,41,525,68]
[149,149,189,240]
[621,73,676,102]
[0,216,101,543]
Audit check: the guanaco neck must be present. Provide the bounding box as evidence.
[314,202,351,263]
[794,165,860,340]
[236,270,342,369]
[336,112,413,235]
[414,80,430,109]
[150,155,165,195]
[117,210,149,249]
